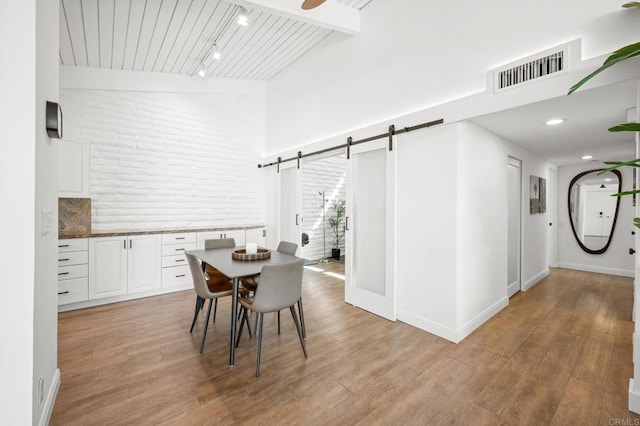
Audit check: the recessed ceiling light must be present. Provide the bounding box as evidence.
[545,118,565,126]
[605,178,612,182]
[581,155,593,160]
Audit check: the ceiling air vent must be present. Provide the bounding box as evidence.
[492,43,572,93]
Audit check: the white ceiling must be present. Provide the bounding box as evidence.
[59,0,373,80]
[471,79,637,166]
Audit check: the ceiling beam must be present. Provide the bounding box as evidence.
[229,0,360,35]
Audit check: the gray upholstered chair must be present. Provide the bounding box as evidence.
[236,258,307,376]
[189,238,236,331]
[186,241,240,353]
[241,241,305,338]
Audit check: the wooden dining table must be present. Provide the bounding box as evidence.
[187,246,299,367]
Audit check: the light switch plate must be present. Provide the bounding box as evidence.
[41,209,53,235]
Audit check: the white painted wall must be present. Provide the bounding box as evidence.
[0,1,36,424]
[395,121,551,342]
[396,124,459,334]
[456,122,509,333]
[557,162,635,276]
[266,0,640,153]
[60,67,267,231]
[518,152,553,291]
[33,1,60,424]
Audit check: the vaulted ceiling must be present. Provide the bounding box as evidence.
[59,0,373,80]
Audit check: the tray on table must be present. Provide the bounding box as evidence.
[232,248,271,261]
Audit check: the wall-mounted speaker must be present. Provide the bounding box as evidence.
[46,101,63,139]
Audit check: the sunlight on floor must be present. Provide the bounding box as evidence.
[323,271,345,280]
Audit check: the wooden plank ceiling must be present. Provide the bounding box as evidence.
[59,0,373,80]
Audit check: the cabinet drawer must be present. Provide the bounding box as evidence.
[161,233,196,245]
[58,238,88,253]
[161,265,193,288]
[58,264,88,281]
[57,250,88,266]
[58,277,89,305]
[161,242,196,257]
[162,254,188,268]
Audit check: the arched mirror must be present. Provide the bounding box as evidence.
[568,169,622,254]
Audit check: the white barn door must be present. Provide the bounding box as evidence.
[345,138,396,321]
[278,162,302,250]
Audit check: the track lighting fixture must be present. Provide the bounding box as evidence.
[237,7,249,26]
[197,62,206,77]
[212,43,221,60]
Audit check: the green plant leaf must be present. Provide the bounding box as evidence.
[623,2,640,8]
[612,190,640,197]
[568,41,640,94]
[597,158,640,174]
[609,122,640,132]
[634,217,640,229]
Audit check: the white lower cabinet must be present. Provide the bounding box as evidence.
[161,232,196,288]
[128,235,162,293]
[62,228,261,310]
[58,238,89,305]
[89,237,127,299]
[89,235,161,299]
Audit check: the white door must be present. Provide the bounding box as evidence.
[507,157,522,297]
[89,237,127,299]
[345,138,396,320]
[128,235,161,293]
[548,167,557,267]
[278,162,302,247]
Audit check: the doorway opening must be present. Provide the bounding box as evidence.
[300,153,347,264]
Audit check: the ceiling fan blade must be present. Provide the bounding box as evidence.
[301,0,327,10]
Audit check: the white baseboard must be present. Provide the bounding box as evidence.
[630,379,640,414]
[397,310,458,343]
[398,296,509,344]
[38,368,60,426]
[455,296,509,343]
[507,281,520,297]
[555,262,634,278]
[523,268,549,291]
[58,284,192,312]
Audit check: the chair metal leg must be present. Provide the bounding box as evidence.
[236,306,247,348]
[290,306,308,358]
[246,308,252,338]
[213,298,218,323]
[200,299,213,353]
[277,310,281,335]
[254,312,258,335]
[298,297,306,339]
[190,296,203,333]
[256,313,264,377]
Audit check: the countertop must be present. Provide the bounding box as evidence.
[59,224,265,239]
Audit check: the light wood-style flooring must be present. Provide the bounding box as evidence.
[52,264,639,425]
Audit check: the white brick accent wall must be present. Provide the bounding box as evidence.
[60,89,266,231]
[300,155,347,260]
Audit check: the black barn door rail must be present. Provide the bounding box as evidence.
[258,118,444,170]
